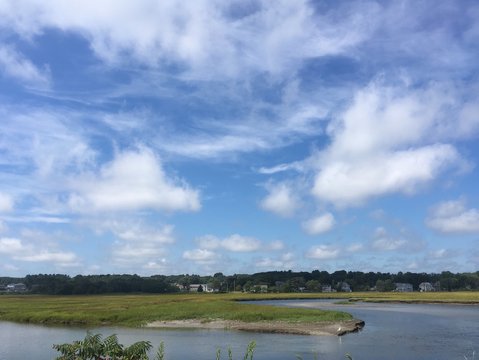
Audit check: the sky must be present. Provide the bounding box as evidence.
[0,0,479,277]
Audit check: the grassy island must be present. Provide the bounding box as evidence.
[0,293,352,327]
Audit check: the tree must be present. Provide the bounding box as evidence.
[305,280,321,292]
[197,284,204,292]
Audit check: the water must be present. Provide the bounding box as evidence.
[0,300,478,360]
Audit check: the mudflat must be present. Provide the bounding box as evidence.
[145,318,365,336]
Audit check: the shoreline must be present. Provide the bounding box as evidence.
[144,318,365,336]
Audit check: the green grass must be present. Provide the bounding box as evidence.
[0,291,477,327]
[0,293,350,327]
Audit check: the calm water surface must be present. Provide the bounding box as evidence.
[0,300,478,360]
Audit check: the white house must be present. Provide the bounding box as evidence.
[6,283,27,293]
[419,282,435,292]
[189,284,214,293]
[394,283,413,292]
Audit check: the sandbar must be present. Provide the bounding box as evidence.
[145,318,365,336]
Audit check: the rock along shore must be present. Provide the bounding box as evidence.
[145,318,365,336]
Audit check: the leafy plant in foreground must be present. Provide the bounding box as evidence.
[54,333,257,360]
[53,332,153,360]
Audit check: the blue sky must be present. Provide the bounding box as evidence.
[0,0,479,276]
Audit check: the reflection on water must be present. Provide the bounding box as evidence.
[0,300,478,360]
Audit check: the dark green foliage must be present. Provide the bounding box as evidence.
[53,332,153,360]
[6,270,479,296]
[23,274,178,295]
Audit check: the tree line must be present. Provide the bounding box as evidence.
[1,270,478,295]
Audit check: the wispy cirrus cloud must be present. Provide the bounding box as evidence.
[0,44,50,87]
[0,0,372,78]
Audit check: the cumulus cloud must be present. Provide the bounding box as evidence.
[86,218,176,267]
[302,213,335,235]
[0,237,24,254]
[311,82,470,207]
[346,243,364,253]
[197,234,261,252]
[0,193,14,212]
[222,234,261,252]
[69,148,200,213]
[0,44,50,87]
[256,252,294,269]
[305,245,340,260]
[371,227,413,251]
[260,183,299,218]
[426,199,479,234]
[0,237,77,265]
[182,249,217,263]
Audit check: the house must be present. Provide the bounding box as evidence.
[394,283,413,292]
[251,284,268,293]
[340,282,352,292]
[321,285,332,293]
[419,282,435,292]
[6,283,27,293]
[189,284,214,293]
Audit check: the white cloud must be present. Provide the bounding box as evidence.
[0,193,14,212]
[0,44,50,87]
[312,82,469,207]
[110,222,175,244]
[158,103,326,160]
[266,240,284,251]
[346,243,364,253]
[0,0,371,79]
[221,234,261,252]
[302,213,335,235]
[260,183,299,218]
[257,161,306,175]
[371,227,407,251]
[306,245,340,260]
[313,145,460,207]
[182,249,217,263]
[143,259,168,271]
[0,236,78,265]
[256,252,295,269]
[429,248,458,259]
[16,251,77,263]
[85,218,176,267]
[0,106,95,178]
[196,234,261,252]
[426,199,479,234]
[197,235,221,250]
[0,237,25,254]
[69,147,200,213]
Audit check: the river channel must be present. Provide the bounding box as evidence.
[0,300,477,360]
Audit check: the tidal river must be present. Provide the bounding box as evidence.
[0,300,477,360]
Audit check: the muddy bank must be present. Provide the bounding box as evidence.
[145,318,364,336]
